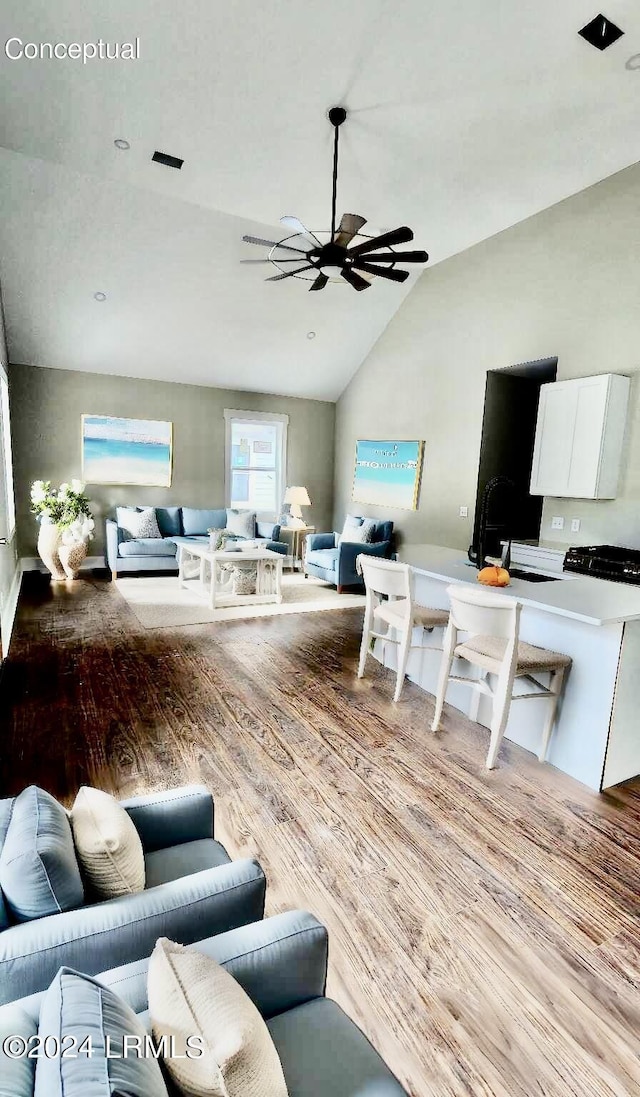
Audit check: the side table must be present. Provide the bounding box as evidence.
[280,525,315,571]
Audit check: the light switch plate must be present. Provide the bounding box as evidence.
[571,518,581,533]
[551,516,565,530]
[459,506,468,518]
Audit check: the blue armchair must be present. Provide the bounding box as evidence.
[0,910,408,1096]
[0,785,265,1005]
[305,520,394,592]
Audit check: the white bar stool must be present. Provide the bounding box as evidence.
[357,557,449,702]
[431,584,572,769]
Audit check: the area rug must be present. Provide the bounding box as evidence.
[115,572,365,628]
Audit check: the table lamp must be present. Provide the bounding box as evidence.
[284,485,311,528]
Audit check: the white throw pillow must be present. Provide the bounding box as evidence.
[347,518,377,544]
[118,507,161,540]
[70,786,145,899]
[226,509,256,539]
[148,937,289,1097]
[337,514,363,545]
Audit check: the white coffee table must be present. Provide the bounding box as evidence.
[177,542,283,616]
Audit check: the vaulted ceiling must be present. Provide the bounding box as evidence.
[1,0,638,400]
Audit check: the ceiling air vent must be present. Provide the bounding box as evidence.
[152,150,184,170]
[579,14,624,50]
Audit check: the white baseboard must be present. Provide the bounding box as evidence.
[21,555,106,573]
[1,562,22,659]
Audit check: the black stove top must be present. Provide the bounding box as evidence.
[564,544,640,585]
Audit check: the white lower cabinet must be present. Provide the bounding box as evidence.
[529,373,629,499]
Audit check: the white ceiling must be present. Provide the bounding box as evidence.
[1,0,639,400]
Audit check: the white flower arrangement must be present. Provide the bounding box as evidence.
[61,516,95,545]
[30,479,94,542]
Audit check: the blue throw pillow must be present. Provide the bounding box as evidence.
[182,508,227,536]
[0,787,84,922]
[35,968,169,1097]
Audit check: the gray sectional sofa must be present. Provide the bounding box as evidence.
[0,910,408,1096]
[0,785,265,1005]
[105,505,286,578]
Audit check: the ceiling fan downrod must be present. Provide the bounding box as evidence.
[328,106,347,243]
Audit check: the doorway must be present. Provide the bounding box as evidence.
[470,357,557,561]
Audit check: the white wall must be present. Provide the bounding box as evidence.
[0,283,20,656]
[335,161,640,551]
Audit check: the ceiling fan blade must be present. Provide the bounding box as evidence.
[348,226,414,257]
[351,260,409,283]
[335,213,367,247]
[241,258,311,264]
[280,216,323,246]
[266,265,315,282]
[358,249,428,264]
[309,273,329,292]
[242,234,310,255]
[341,267,372,292]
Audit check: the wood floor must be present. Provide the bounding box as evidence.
[2,574,640,1097]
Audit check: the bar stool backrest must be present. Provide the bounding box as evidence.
[446,583,521,643]
[358,556,413,603]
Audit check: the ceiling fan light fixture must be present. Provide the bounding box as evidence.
[242,106,428,293]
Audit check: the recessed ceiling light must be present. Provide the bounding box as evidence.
[625,53,640,70]
[114,138,130,151]
[94,291,107,302]
[306,331,316,339]
[578,14,624,51]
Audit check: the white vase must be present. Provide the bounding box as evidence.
[37,520,66,581]
[58,539,88,580]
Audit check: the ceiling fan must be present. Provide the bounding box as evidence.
[241,106,429,292]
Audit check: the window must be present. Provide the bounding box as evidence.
[0,369,15,540]
[224,409,288,518]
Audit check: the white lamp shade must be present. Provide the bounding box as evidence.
[284,486,311,507]
[283,485,311,525]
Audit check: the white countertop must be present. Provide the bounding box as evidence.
[399,544,640,626]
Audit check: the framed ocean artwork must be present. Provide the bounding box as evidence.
[352,439,424,511]
[81,415,173,486]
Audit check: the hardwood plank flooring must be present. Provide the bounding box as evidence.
[1,573,640,1096]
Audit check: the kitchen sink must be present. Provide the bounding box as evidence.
[506,568,562,583]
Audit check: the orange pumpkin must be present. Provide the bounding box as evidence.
[478,565,510,587]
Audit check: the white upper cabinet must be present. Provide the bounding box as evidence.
[530,373,630,499]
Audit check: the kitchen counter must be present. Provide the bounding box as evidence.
[366,543,640,791]
[399,543,640,626]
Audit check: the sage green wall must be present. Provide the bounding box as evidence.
[10,364,335,558]
[335,161,640,551]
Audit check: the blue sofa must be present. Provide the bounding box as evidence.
[305,519,394,592]
[105,505,287,578]
[0,785,265,1005]
[0,910,408,1097]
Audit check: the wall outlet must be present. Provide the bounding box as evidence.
[551,516,565,530]
[571,518,581,533]
[459,506,468,518]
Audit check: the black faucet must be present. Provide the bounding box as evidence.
[468,476,516,570]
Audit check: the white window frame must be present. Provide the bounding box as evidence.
[0,365,16,542]
[223,409,289,520]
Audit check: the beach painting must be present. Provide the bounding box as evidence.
[81,415,173,486]
[352,439,424,510]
